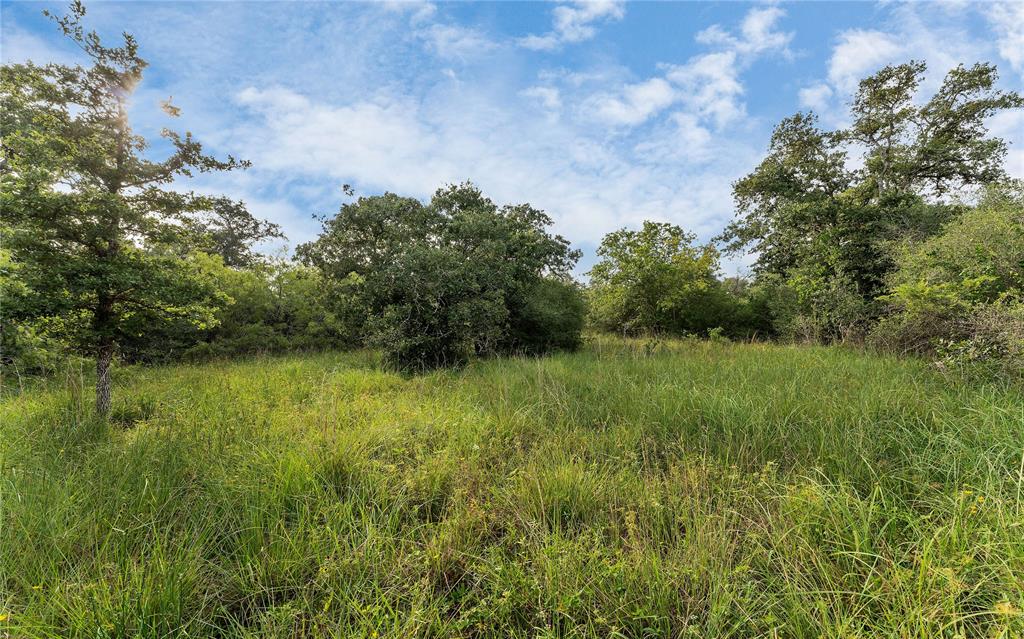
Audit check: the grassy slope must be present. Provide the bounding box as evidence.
[1,337,1022,638]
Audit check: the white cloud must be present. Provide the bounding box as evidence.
[0,24,76,65]
[827,29,905,93]
[522,86,562,110]
[806,2,1015,128]
[633,113,714,164]
[696,5,793,57]
[518,1,625,51]
[799,2,1023,185]
[988,109,1024,179]
[382,0,437,25]
[589,77,675,126]
[798,83,833,112]
[985,2,1024,77]
[665,51,746,128]
[235,87,445,195]
[739,6,793,55]
[574,5,790,132]
[419,23,497,60]
[230,82,759,266]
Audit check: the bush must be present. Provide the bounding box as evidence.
[587,222,722,336]
[113,253,361,363]
[934,303,1024,380]
[298,184,582,371]
[871,181,1024,379]
[505,278,586,354]
[1,244,68,376]
[186,254,361,360]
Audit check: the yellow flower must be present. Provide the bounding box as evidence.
[0,613,9,622]
[32,584,42,591]
[993,601,1019,616]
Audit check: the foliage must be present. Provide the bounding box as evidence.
[3,339,1023,637]
[185,197,284,268]
[720,61,1022,341]
[871,182,1024,379]
[505,278,587,354]
[0,246,66,376]
[886,181,1024,305]
[102,253,362,363]
[0,2,251,414]
[587,221,723,335]
[193,254,364,359]
[298,183,582,370]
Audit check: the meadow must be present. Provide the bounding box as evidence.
[2,337,1022,638]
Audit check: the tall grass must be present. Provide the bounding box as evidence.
[2,337,1022,637]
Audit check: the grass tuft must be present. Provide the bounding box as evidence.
[2,340,1022,637]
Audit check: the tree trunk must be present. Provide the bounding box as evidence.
[95,340,114,417]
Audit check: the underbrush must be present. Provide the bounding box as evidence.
[1,338,1022,637]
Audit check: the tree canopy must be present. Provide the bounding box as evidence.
[0,1,258,413]
[719,61,1023,340]
[587,221,723,336]
[298,183,583,370]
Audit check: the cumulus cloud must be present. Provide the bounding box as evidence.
[518,1,625,51]
[798,83,833,112]
[799,1,1017,127]
[827,29,905,93]
[697,6,793,57]
[230,83,757,259]
[633,113,715,164]
[588,77,675,126]
[584,5,790,131]
[665,51,746,128]
[795,2,1022,180]
[985,2,1024,77]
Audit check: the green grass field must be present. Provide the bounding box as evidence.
[2,337,1023,638]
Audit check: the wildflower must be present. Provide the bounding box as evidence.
[993,601,1019,616]
[0,613,8,622]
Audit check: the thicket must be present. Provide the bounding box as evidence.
[296,184,583,371]
[0,4,583,410]
[586,60,1024,381]
[3,3,1024,413]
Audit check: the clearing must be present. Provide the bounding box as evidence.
[2,338,1023,637]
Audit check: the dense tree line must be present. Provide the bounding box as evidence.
[587,60,1023,378]
[3,3,1023,417]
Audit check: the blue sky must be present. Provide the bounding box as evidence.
[3,1,1023,275]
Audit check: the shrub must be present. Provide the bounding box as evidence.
[871,181,1024,379]
[186,254,361,360]
[586,222,722,336]
[934,303,1024,380]
[505,278,586,354]
[298,183,582,371]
